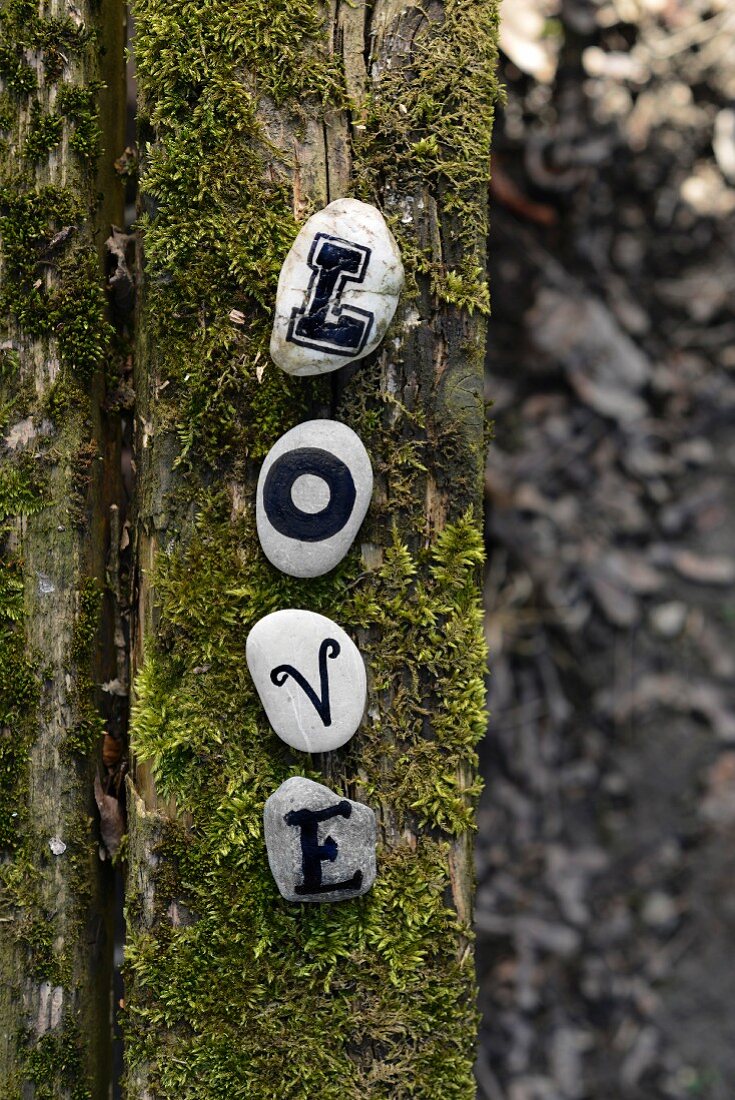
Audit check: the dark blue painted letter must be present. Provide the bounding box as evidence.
[287,233,373,357]
[285,801,363,895]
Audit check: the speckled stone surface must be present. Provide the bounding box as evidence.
[270,198,404,376]
[264,776,377,902]
[246,608,367,753]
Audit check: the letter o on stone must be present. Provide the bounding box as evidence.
[256,420,372,578]
[262,448,356,542]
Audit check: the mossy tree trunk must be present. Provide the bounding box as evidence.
[0,0,125,1095]
[126,0,498,1097]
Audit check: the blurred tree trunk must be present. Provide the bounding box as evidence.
[126,0,499,1096]
[0,0,125,1095]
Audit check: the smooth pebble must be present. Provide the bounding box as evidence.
[270,198,404,376]
[256,419,372,578]
[246,609,366,753]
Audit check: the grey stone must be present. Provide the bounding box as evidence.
[264,776,377,902]
[256,419,373,578]
[649,600,687,638]
[270,198,404,377]
[246,609,366,753]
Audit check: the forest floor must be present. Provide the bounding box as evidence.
[477,2,735,1097]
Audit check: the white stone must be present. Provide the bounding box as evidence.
[264,776,376,902]
[246,609,366,753]
[256,419,373,578]
[270,198,404,376]
[649,601,687,638]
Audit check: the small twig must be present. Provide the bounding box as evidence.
[647,10,735,59]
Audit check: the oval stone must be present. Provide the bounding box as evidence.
[256,419,373,578]
[270,197,404,376]
[246,609,367,753]
[264,777,377,903]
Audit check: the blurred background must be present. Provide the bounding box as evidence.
[476,1,735,1097]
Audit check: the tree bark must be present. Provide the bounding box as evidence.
[126,0,498,1096]
[0,0,125,1094]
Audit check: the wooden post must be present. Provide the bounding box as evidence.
[126,0,499,1094]
[0,0,125,1093]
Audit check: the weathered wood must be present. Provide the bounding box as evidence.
[126,0,498,1094]
[0,0,125,1093]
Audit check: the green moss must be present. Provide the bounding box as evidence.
[71,577,102,662]
[56,83,102,163]
[0,0,89,85]
[128,0,496,1091]
[0,492,99,1092]
[0,92,16,133]
[353,0,500,313]
[18,84,100,165]
[23,103,63,161]
[64,578,105,756]
[0,459,46,522]
[130,0,347,466]
[0,0,112,375]
[0,554,38,851]
[0,2,115,1093]
[21,1023,91,1100]
[134,500,485,832]
[0,42,37,97]
[1,809,99,993]
[126,492,485,1096]
[0,448,44,850]
[0,457,80,1070]
[126,821,476,1098]
[15,913,65,984]
[40,375,85,429]
[0,184,113,375]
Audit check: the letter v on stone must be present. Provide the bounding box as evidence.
[270,637,340,726]
[246,609,367,753]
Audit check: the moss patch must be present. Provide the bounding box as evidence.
[0,0,89,91]
[23,103,63,162]
[131,0,346,466]
[128,0,497,1093]
[0,440,44,851]
[352,0,501,312]
[0,184,112,375]
[0,0,116,1093]
[128,493,486,1098]
[64,578,105,756]
[56,83,103,164]
[127,819,477,1098]
[0,0,109,851]
[0,551,39,851]
[21,1022,91,1100]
